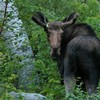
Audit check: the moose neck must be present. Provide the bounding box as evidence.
[60,23,96,57]
[60,25,75,57]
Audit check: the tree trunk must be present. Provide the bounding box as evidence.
[0,0,35,91]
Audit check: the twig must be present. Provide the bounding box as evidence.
[0,0,8,34]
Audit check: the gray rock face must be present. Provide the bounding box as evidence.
[10,92,46,100]
[0,0,35,90]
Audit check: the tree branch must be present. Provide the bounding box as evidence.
[0,0,8,34]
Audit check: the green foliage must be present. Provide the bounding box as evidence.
[85,16,100,37]
[0,0,100,99]
[14,0,100,99]
[0,37,21,98]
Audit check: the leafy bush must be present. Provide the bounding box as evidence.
[0,36,21,98]
[14,0,100,99]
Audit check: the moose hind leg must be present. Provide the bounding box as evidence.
[64,74,76,96]
[64,54,77,96]
[85,73,99,95]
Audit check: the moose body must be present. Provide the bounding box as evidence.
[58,23,96,85]
[64,35,100,94]
[32,12,100,95]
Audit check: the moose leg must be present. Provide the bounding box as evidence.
[85,81,97,95]
[64,55,76,96]
[85,73,99,95]
[82,61,99,95]
[57,57,64,85]
[64,74,76,96]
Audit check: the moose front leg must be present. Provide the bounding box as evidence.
[57,56,64,85]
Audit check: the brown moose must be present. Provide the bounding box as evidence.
[32,12,100,95]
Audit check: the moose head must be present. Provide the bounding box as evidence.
[32,12,79,60]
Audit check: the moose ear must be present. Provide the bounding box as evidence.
[32,12,48,28]
[61,12,79,27]
[62,12,79,24]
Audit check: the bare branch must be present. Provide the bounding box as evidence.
[0,0,8,34]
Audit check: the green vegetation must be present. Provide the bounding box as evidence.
[0,0,100,99]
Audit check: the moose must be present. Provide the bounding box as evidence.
[32,12,100,95]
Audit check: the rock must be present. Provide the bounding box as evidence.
[10,91,46,100]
